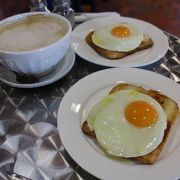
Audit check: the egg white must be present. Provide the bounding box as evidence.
[87,90,167,158]
[91,23,144,52]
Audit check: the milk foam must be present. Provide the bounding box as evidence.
[0,15,66,52]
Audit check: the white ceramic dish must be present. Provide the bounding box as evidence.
[58,68,180,180]
[0,48,75,88]
[0,12,71,75]
[72,16,169,67]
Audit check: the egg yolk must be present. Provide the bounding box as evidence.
[111,26,131,38]
[125,101,158,127]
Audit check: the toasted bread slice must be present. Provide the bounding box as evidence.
[85,31,153,59]
[82,83,179,164]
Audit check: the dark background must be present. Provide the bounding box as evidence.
[0,0,179,37]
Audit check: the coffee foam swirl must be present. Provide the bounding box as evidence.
[0,15,66,52]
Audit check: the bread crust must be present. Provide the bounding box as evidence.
[81,83,179,164]
[85,31,153,59]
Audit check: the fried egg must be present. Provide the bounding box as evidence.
[87,90,167,158]
[91,23,144,52]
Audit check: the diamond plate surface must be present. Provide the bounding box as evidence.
[0,32,179,180]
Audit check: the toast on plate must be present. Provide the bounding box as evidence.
[85,31,153,59]
[82,83,179,164]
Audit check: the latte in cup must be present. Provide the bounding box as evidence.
[0,12,71,76]
[0,14,67,52]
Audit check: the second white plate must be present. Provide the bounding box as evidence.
[58,68,180,180]
[72,15,169,67]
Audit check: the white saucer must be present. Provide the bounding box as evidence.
[0,48,75,88]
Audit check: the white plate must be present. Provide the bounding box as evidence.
[58,68,180,180]
[0,48,75,88]
[72,16,169,67]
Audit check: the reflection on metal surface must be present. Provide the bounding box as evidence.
[0,32,179,180]
[8,172,31,180]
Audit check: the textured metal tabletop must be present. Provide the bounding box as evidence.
[0,32,179,180]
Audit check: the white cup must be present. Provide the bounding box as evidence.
[0,12,72,76]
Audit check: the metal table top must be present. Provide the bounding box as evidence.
[0,32,179,180]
